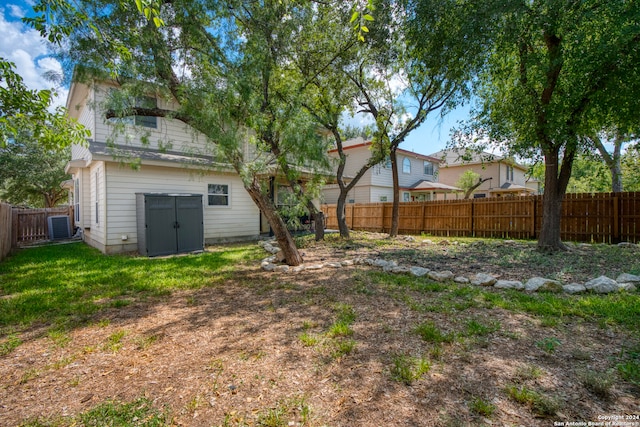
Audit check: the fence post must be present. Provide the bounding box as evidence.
[613,195,619,242]
[11,209,18,248]
[530,198,536,238]
[470,200,475,237]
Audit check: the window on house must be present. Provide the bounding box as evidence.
[506,166,514,182]
[94,172,99,224]
[379,196,387,202]
[402,157,411,174]
[473,193,486,199]
[74,178,80,223]
[108,92,158,128]
[423,161,434,175]
[208,184,229,206]
[384,156,392,169]
[403,192,410,202]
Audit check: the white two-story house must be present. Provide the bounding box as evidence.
[321,137,459,205]
[64,77,282,255]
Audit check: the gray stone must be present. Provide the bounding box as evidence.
[341,260,355,267]
[616,273,640,284]
[524,277,562,292]
[382,261,399,272]
[305,264,324,270]
[428,271,455,282]
[404,236,416,242]
[391,266,411,274]
[421,239,434,245]
[471,273,497,286]
[494,280,524,290]
[375,259,396,269]
[365,258,377,266]
[563,283,586,294]
[454,276,470,284]
[584,276,618,294]
[262,256,276,263]
[263,244,280,254]
[618,283,637,292]
[577,243,592,249]
[292,266,305,273]
[617,242,635,248]
[261,262,276,272]
[274,265,290,273]
[326,262,342,268]
[410,266,430,277]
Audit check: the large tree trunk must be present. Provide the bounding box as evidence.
[389,149,400,237]
[538,148,573,251]
[336,190,350,238]
[245,181,303,266]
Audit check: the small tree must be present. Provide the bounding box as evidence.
[455,170,491,200]
[0,139,70,207]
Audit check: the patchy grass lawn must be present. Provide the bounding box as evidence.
[0,235,639,427]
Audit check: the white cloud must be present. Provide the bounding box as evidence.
[0,7,67,109]
[7,4,26,18]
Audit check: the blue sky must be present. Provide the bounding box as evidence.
[2,1,468,154]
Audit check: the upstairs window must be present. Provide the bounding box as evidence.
[506,165,514,182]
[108,91,157,128]
[423,161,434,176]
[402,157,411,174]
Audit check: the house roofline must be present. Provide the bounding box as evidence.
[328,140,440,162]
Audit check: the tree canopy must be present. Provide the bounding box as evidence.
[464,0,640,250]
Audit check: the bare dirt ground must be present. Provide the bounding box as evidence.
[1,234,639,427]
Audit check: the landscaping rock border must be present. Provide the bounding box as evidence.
[257,240,640,295]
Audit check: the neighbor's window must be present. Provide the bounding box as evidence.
[423,161,434,176]
[208,184,229,206]
[402,157,411,174]
[379,196,388,202]
[506,165,514,181]
[384,156,392,169]
[403,192,410,202]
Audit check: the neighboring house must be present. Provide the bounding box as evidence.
[64,78,308,255]
[430,149,539,198]
[321,137,459,205]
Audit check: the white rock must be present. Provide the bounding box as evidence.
[261,262,276,272]
[262,256,276,263]
[326,262,342,268]
[618,283,637,292]
[616,273,640,284]
[364,258,377,266]
[471,273,497,286]
[410,266,430,277]
[428,271,455,282]
[617,242,635,248]
[274,265,290,273]
[454,276,470,284]
[341,260,355,267]
[584,276,618,294]
[421,239,434,245]
[305,264,324,270]
[391,266,411,274]
[292,266,305,273]
[563,283,586,294]
[494,280,524,290]
[524,277,562,292]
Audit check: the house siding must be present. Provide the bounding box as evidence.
[103,164,259,253]
[92,84,210,155]
[85,161,106,250]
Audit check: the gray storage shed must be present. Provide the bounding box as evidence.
[136,193,204,257]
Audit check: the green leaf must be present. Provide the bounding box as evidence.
[363,14,374,21]
[144,7,151,19]
[361,26,369,33]
[350,11,359,23]
[135,0,143,13]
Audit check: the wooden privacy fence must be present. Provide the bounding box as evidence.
[321,192,640,244]
[11,206,75,247]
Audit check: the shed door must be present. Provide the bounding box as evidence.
[146,196,178,256]
[176,196,204,253]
